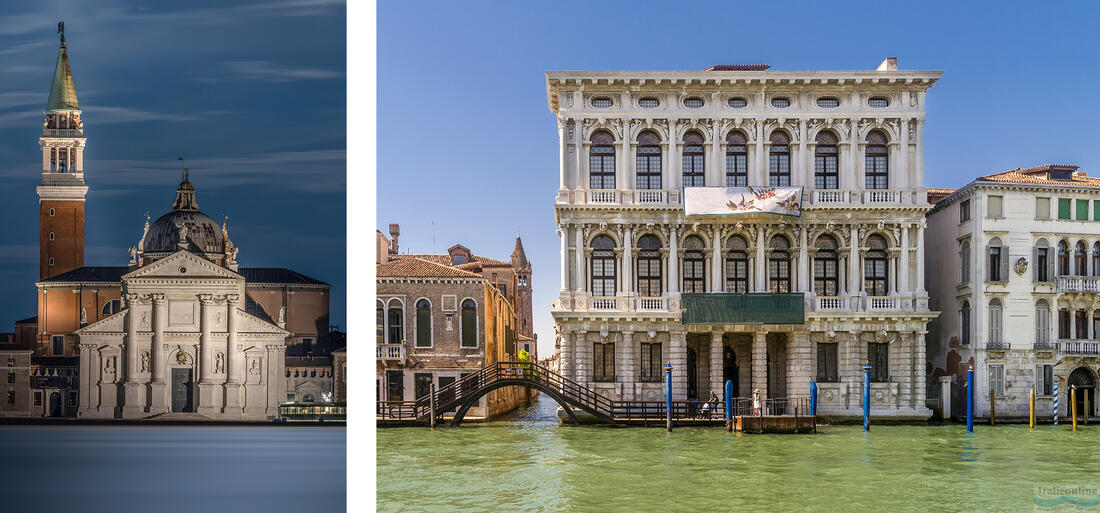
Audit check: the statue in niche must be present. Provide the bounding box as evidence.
[215,312,224,326]
[80,306,87,325]
[215,352,224,373]
[140,311,149,328]
[140,351,150,372]
[278,305,286,324]
[176,349,187,365]
[248,359,260,375]
[104,358,115,374]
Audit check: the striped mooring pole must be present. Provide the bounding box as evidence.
[966,365,974,433]
[725,380,734,432]
[863,362,871,431]
[810,381,818,417]
[665,361,673,432]
[1053,380,1060,426]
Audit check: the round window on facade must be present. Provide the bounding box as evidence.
[639,97,659,108]
[868,96,890,108]
[684,97,704,108]
[178,266,187,274]
[591,97,613,109]
[49,232,55,241]
[728,97,747,108]
[816,97,840,108]
[771,97,791,108]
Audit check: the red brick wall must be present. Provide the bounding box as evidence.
[40,200,84,280]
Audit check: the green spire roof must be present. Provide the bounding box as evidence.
[46,43,78,111]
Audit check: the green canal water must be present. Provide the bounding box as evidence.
[377,395,1100,512]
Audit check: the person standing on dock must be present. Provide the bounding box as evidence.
[752,389,762,416]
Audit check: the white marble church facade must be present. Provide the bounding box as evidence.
[75,251,288,419]
[547,60,941,418]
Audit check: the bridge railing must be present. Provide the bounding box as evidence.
[377,400,422,420]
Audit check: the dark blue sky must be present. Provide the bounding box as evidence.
[378,0,1100,356]
[0,1,346,332]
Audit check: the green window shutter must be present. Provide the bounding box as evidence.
[461,308,477,347]
[1077,199,1089,220]
[377,306,384,344]
[416,309,431,347]
[1059,198,1072,219]
[1094,200,1100,221]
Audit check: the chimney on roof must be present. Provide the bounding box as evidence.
[388,223,400,255]
[876,57,898,71]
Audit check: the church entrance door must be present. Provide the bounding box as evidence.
[172,368,194,412]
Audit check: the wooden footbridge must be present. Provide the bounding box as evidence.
[377,361,815,432]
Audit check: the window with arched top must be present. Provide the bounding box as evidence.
[769,131,791,187]
[1093,243,1100,277]
[864,234,888,296]
[636,130,662,190]
[589,130,615,189]
[814,235,839,296]
[1035,239,1051,282]
[768,235,791,293]
[988,237,1005,282]
[1075,241,1088,276]
[636,235,662,297]
[725,235,750,293]
[387,300,404,344]
[1036,299,1051,348]
[1058,240,1070,276]
[682,131,705,187]
[591,235,616,296]
[460,299,477,348]
[682,235,706,293]
[814,131,839,190]
[989,299,1003,347]
[865,130,889,190]
[725,131,748,187]
[377,301,384,344]
[415,299,431,348]
[960,240,971,283]
[960,301,971,346]
[101,299,122,317]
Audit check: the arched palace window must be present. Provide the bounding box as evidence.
[636,235,662,297]
[682,235,706,293]
[415,299,431,348]
[768,131,791,187]
[864,234,889,296]
[589,130,615,189]
[814,235,840,296]
[1058,240,1070,276]
[387,300,403,344]
[461,299,477,348]
[1076,241,1088,276]
[682,131,705,187]
[814,131,839,190]
[865,130,889,190]
[725,235,750,293]
[725,131,748,187]
[590,235,617,296]
[768,235,791,293]
[636,130,662,190]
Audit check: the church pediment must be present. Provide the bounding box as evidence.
[236,308,289,335]
[75,308,127,335]
[123,250,241,281]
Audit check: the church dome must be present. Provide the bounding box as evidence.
[144,210,224,254]
[140,170,225,255]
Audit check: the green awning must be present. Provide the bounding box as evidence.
[681,293,804,325]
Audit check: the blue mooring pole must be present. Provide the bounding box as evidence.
[966,365,974,433]
[1053,380,1060,426]
[810,381,818,417]
[863,362,871,431]
[725,379,734,431]
[665,361,673,432]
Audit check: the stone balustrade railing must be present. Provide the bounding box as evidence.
[1056,339,1100,355]
[376,344,405,360]
[1056,276,1100,293]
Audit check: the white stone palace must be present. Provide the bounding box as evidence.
[547,59,941,418]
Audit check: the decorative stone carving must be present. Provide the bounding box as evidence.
[176,348,187,365]
[1014,257,1028,276]
[215,352,224,373]
[80,306,87,325]
[140,351,150,372]
[104,358,115,374]
[248,359,260,375]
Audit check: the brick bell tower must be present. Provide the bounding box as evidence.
[37,22,87,280]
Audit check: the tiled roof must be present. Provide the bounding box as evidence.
[239,268,328,286]
[393,253,512,267]
[705,64,771,71]
[15,316,36,325]
[473,255,512,267]
[286,356,332,368]
[31,356,79,366]
[979,164,1100,186]
[38,266,326,286]
[377,257,483,279]
[926,187,957,195]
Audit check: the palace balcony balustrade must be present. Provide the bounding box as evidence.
[564,187,920,208]
[558,292,923,316]
[42,128,83,137]
[376,344,405,360]
[1056,276,1100,293]
[1056,339,1100,356]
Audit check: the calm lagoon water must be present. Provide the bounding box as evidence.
[378,395,1100,512]
[0,425,345,512]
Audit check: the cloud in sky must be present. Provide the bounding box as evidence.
[213,60,345,82]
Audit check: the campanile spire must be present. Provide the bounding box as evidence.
[37,21,88,280]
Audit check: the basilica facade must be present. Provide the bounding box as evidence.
[547,60,940,418]
[10,30,332,420]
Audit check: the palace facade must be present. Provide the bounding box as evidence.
[548,60,940,418]
[926,165,1100,420]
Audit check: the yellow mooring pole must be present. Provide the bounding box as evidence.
[1071,386,1078,431]
[1029,388,1035,430]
